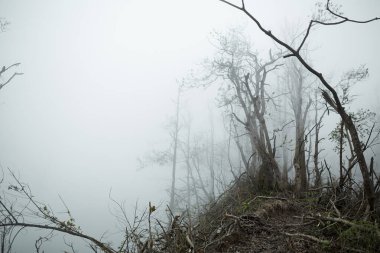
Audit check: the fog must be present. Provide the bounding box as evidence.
[0,0,379,251]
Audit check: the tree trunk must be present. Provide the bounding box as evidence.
[341,111,375,210]
[218,0,377,212]
[339,120,344,189]
[288,64,311,193]
[294,124,308,192]
[208,114,215,202]
[323,90,375,210]
[313,91,325,188]
[185,126,191,209]
[169,88,181,212]
[282,145,289,185]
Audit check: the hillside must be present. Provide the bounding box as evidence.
[160,174,380,253]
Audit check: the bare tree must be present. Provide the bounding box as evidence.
[169,86,181,213]
[285,59,312,193]
[206,111,216,202]
[219,0,379,210]
[329,66,379,192]
[196,29,283,189]
[312,89,327,188]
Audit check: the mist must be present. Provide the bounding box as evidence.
[0,0,380,252]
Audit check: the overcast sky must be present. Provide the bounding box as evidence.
[0,0,379,251]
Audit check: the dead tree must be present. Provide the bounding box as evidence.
[286,59,312,193]
[313,89,327,188]
[219,0,379,211]
[169,86,181,213]
[204,29,282,189]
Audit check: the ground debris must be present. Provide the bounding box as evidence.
[181,175,380,253]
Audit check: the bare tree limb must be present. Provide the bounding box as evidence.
[219,0,378,211]
[0,223,115,253]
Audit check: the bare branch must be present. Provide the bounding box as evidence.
[296,0,379,52]
[0,223,115,253]
[283,232,330,245]
[219,0,243,10]
[326,0,379,24]
[0,63,23,90]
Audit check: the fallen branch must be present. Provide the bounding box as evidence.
[283,232,330,245]
[0,222,115,253]
[247,195,288,205]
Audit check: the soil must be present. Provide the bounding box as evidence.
[197,199,324,252]
[189,176,380,253]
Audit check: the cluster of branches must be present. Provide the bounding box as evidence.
[0,18,23,91]
[214,0,380,212]
[0,169,118,253]
[0,168,215,253]
[1,0,380,251]
[140,99,232,217]
[0,63,23,91]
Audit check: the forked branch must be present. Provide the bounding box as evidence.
[298,0,379,53]
[219,0,379,211]
[0,63,23,90]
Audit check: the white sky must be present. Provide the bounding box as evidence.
[0,0,379,251]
